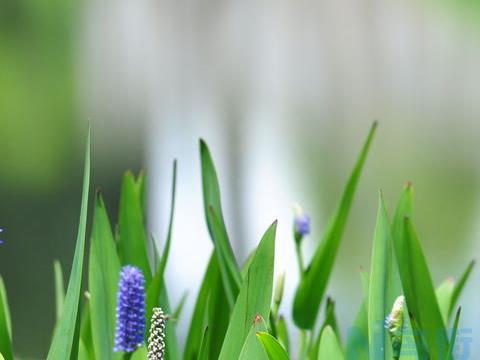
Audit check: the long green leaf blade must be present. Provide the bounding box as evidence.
[89,194,121,360]
[0,276,13,360]
[394,217,449,359]
[199,140,241,308]
[183,254,218,360]
[368,194,395,360]
[448,260,475,320]
[47,130,90,360]
[218,221,277,360]
[293,122,377,329]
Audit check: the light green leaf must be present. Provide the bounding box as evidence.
[200,140,241,308]
[0,276,13,360]
[198,327,210,360]
[218,221,277,360]
[131,346,148,360]
[47,130,90,360]
[311,297,340,360]
[318,326,344,360]
[89,194,121,360]
[79,303,95,360]
[256,332,289,360]
[436,279,455,325]
[368,194,396,360]
[53,261,65,323]
[293,122,377,329]
[238,317,268,360]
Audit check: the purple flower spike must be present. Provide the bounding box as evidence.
[0,228,4,244]
[114,265,146,353]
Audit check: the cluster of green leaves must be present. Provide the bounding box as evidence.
[0,123,475,360]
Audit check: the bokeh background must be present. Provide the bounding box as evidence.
[1,0,480,358]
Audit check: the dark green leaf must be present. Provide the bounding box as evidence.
[293,122,377,329]
[183,254,218,360]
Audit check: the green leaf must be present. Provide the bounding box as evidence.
[311,297,340,360]
[318,326,344,360]
[200,140,241,308]
[346,271,369,360]
[172,292,188,321]
[0,276,13,360]
[0,352,4,360]
[131,346,148,360]
[118,171,152,283]
[218,221,277,360]
[79,303,95,360]
[238,317,268,360]
[276,316,290,354]
[53,261,65,323]
[393,217,449,359]
[206,270,230,360]
[293,122,377,329]
[183,254,218,360]
[436,279,455,325]
[146,161,177,332]
[47,130,91,360]
[198,327,210,360]
[448,260,475,320]
[89,194,121,360]
[446,307,461,360]
[368,194,396,360]
[392,184,424,360]
[256,332,289,360]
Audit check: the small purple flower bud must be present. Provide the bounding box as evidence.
[293,205,311,238]
[114,265,146,353]
[0,228,4,244]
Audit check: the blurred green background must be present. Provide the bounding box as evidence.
[1,0,480,358]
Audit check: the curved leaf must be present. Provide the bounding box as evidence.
[293,122,377,329]
[257,332,289,360]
